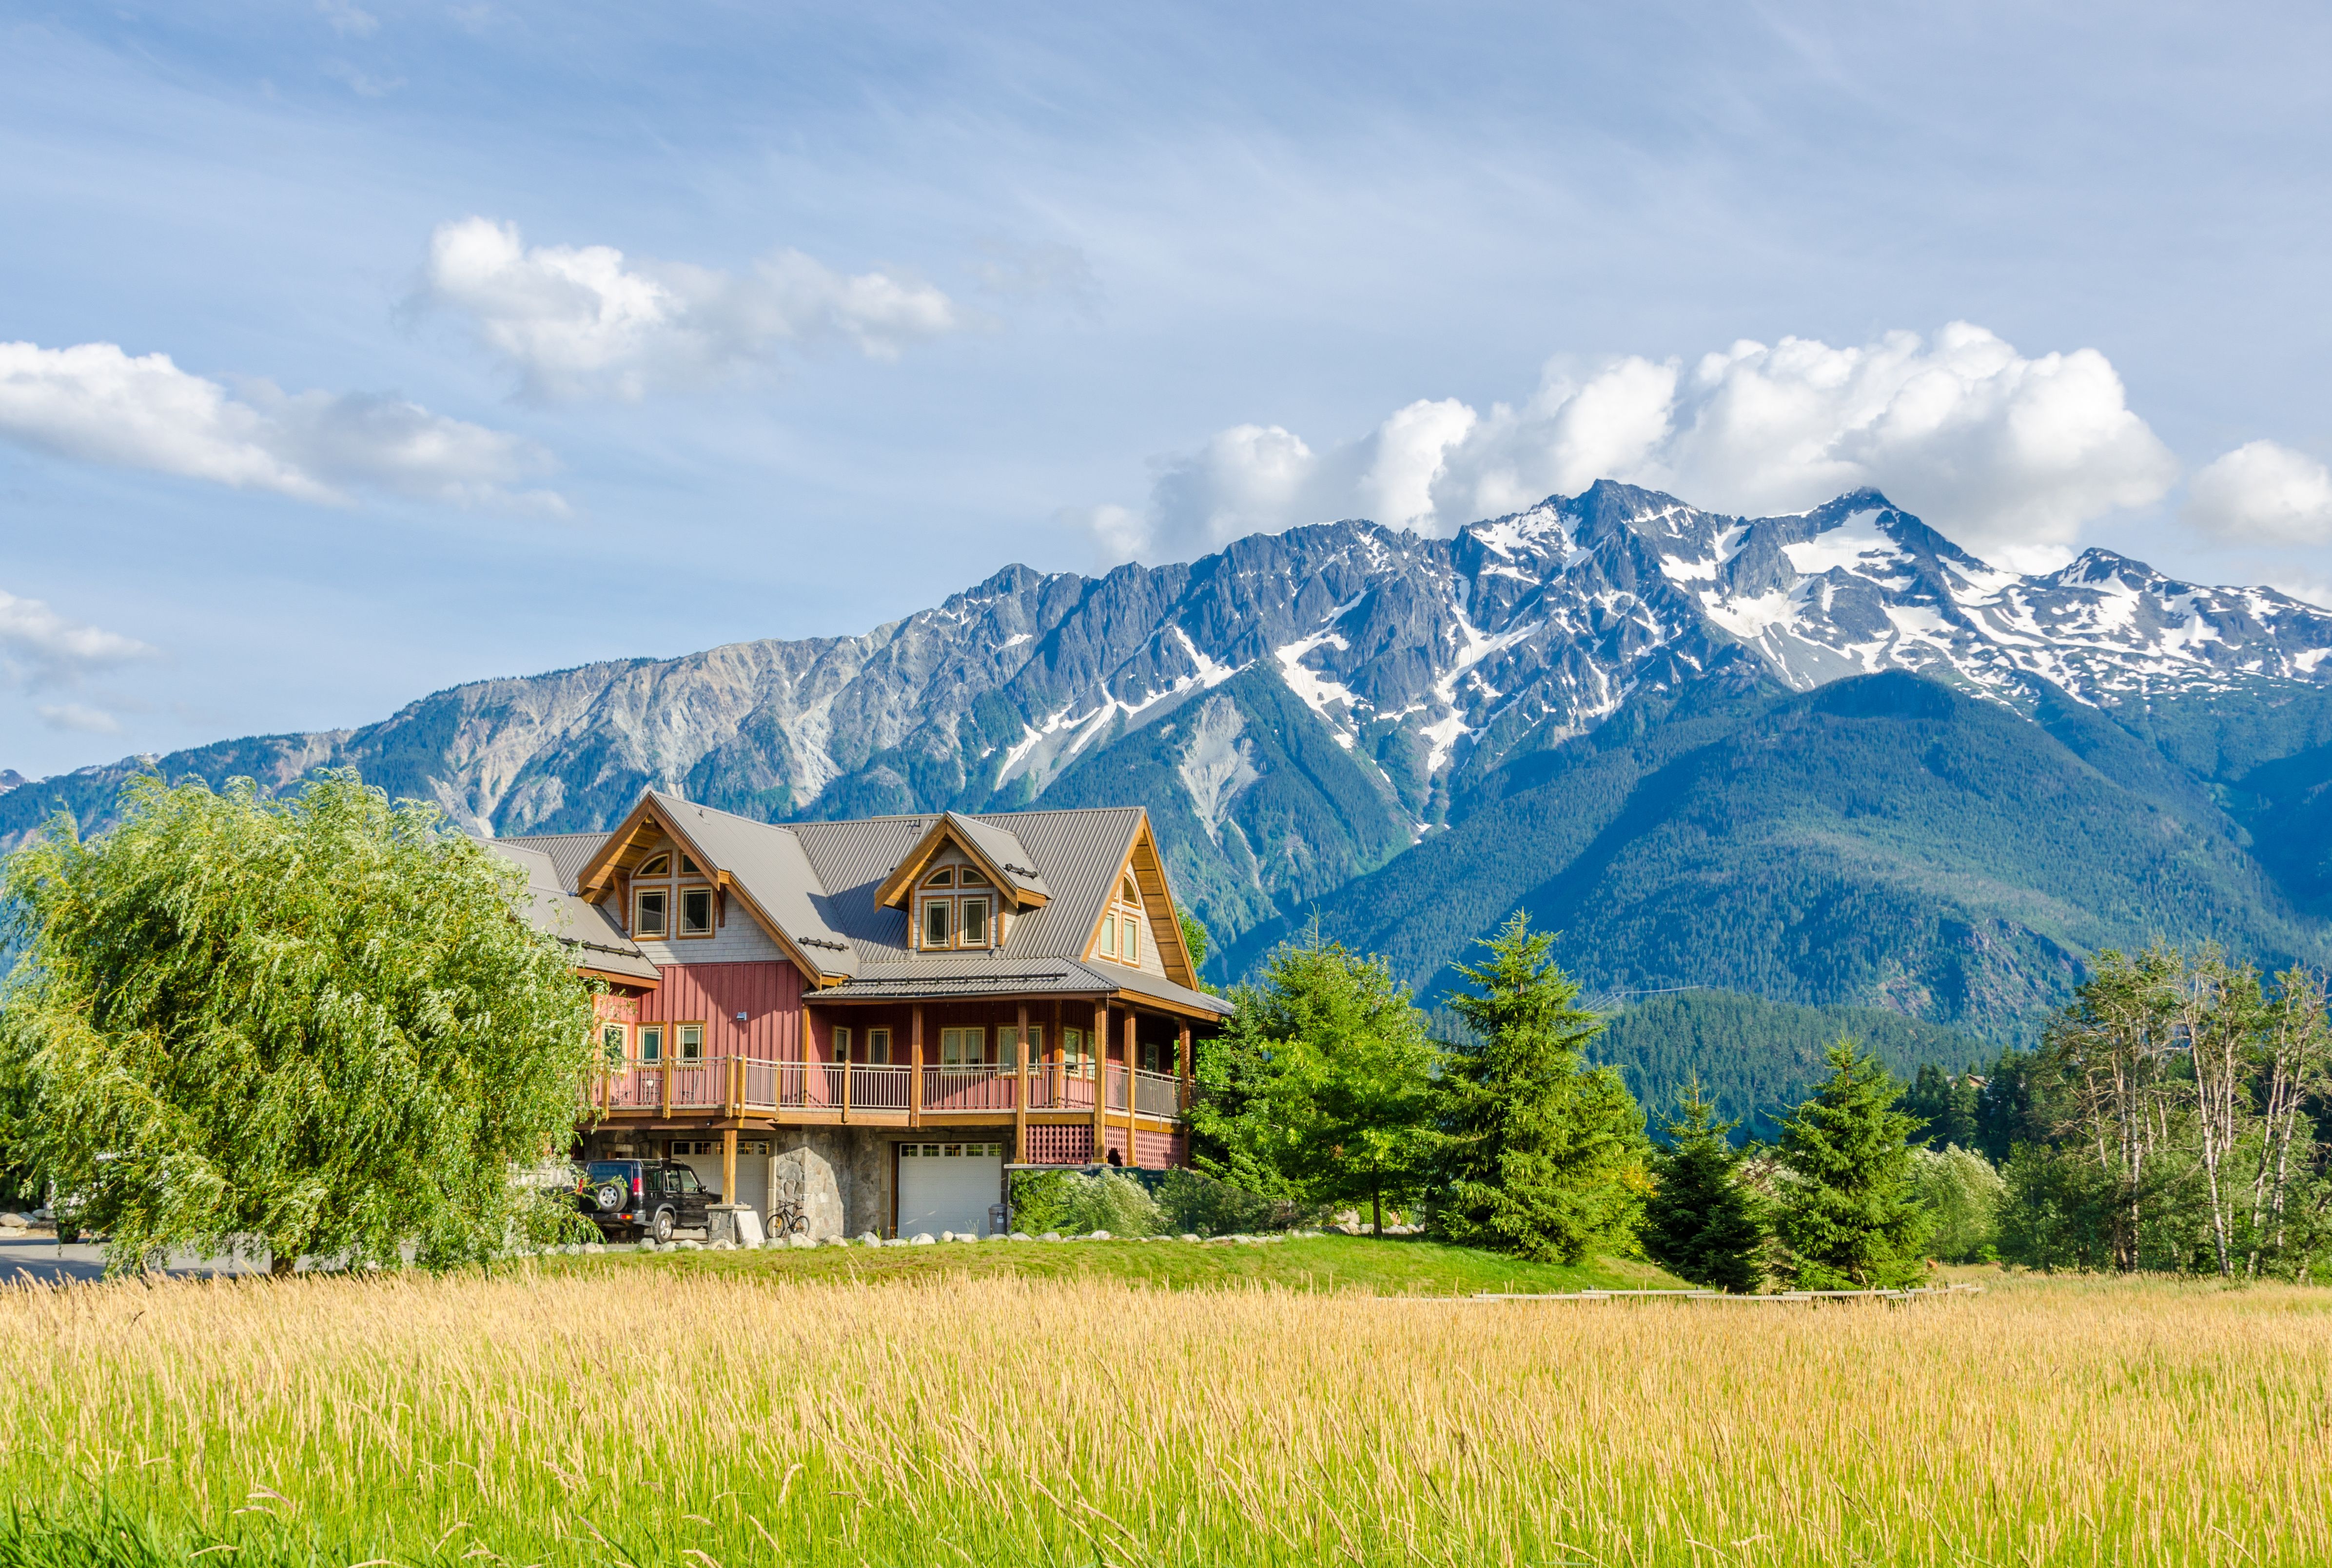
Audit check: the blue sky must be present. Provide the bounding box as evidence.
[4,1,2330,776]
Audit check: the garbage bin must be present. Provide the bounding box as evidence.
[988,1202,1010,1237]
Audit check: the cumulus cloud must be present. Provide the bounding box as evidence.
[1082,323,2179,572]
[0,341,564,511]
[0,587,156,734]
[2185,441,2332,546]
[418,216,965,399]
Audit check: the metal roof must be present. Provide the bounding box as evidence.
[484,840,662,982]
[644,793,860,978]
[494,796,1228,1015]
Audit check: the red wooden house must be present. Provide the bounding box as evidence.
[489,791,1230,1239]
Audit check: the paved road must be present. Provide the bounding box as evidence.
[0,1235,264,1284]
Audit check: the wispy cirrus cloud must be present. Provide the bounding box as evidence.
[0,587,157,735]
[0,340,564,512]
[416,216,966,400]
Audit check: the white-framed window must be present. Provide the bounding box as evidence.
[639,852,671,877]
[960,897,991,947]
[639,1024,665,1063]
[1142,1040,1160,1073]
[678,1022,705,1061]
[635,887,668,938]
[922,899,952,949]
[1099,913,1117,957]
[1122,912,1140,962]
[925,866,955,887]
[868,1027,893,1064]
[833,1025,854,1064]
[1001,1024,1045,1062]
[679,854,702,876]
[601,1021,627,1061]
[1062,1027,1087,1071]
[679,886,714,937]
[940,1026,985,1066]
[959,864,989,886]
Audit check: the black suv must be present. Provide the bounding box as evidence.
[577,1159,719,1243]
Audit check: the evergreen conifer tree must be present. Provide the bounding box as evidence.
[1642,1079,1766,1293]
[1434,913,1646,1262]
[1775,1040,1931,1289]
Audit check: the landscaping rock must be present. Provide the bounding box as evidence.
[1180,1233,1201,1243]
[1040,1232,1063,1242]
[675,1239,703,1252]
[939,1230,957,1243]
[1009,1232,1034,1242]
[911,1233,936,1245]
[980,1232,1007,1242]
[0,1214,27,1230]
[882,1237,907,1248]
[583,1243,605,1254]
[856,1231,881,1246]
[788,1234,816,1249]
[1087,1230,1111,1241]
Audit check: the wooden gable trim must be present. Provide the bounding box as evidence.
[574,793,848,989]
[874,816,1048,911]
[1076,812,1199,990]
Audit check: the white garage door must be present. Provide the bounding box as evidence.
[669,1141,768,1232]
[898,1141,1004,1237]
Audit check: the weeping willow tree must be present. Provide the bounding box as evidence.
[0,770,598,1275]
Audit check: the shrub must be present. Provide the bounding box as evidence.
[1009,1171,1162,1236]
[1158,1168,1310,1236]
[1908,1145,2006,1262]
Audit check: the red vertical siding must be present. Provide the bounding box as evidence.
[637,960,801,1061]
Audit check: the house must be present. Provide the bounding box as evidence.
[487,790,1231,1240]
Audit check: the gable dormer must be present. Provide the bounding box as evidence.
[1081,814,1201,990]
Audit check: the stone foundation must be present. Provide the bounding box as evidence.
[768,1128,892,1238]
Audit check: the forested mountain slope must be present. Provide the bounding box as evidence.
[11,480,2332,1038]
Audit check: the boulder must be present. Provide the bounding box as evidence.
[788,1234,816,1250]
[1180,1233,1201,1243]
[0,1214,28,1230]
[911,1233,936,1246]
[856,1231,881,1246]
[1009,1232,1034,1242]
[1087,1230,1112,1241]
[1040,1232,1064,1243]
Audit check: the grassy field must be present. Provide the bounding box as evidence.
[10,1244,2332,1566]
[555,1232,1687,1294]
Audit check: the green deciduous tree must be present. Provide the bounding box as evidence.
[1642,1079,1767,1293]
[1908,1144,2006,1262]
[0,771,599,1275]
[1190,933,1439,1232]
[1434,914,1646,1263]
[1774,1041,1930,1289]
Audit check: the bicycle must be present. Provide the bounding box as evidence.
[769,1199,812,1239]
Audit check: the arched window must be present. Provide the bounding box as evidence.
[639,852,670,877]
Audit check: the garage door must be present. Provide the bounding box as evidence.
[669,1141,769,1233]
[897,1141,1004,1237]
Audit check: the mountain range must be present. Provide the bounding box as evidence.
[12,479,2332,1041]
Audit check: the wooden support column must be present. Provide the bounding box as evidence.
[721,1127,738,1204]
[1124,1009,1140,1167]
[1091,1000,1109,1164]
[659,1048,673,1120]
[841,1023,853,1121]
[1179,1018,1194,1117]
[1014,1000,1031,1163]
[1051,999,1066,1111]
[911,1004,926,1129]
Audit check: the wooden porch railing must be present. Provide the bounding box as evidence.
[585,1056,1185,1118]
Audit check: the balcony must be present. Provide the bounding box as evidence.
[588,1056,1186,1122]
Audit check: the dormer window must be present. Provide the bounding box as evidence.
[635,887,668,938]
[679,886,714,937]
[916,862,995,951]
[923,899,952,948]
[960,865,989,885]
[679,854,702,876]
[1099,869,1143,965]
[926,867,955,887]
[639,852,670,877]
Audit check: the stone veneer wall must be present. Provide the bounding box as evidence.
[768,1128,892,1239]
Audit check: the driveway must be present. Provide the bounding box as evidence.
[0,1234,265,1284]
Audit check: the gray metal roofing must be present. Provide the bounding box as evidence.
[498,798,1225,1012]
[824,956,1232,1016]
[786,806,1142,969]
[941,810,1052,902]
[484,841,662,981]
[645,793,860,976]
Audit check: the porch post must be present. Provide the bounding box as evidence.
[841,1021,853,1122]
[1052,999,1066,1110]
[722,1127,738,1205]
[1124,1009,1140,1167]
[1179,1018,1194,1116]
[911,1004,926,1129]
[1014,1000,1030,1163]
[1091,1000,1108,1165]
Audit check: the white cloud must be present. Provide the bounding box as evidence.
[35,702,125,736]
[2185,440,2332,546]
[0,341,563,511]
[0,589,153,688]
[316,0,379,37]
[1086,323,2179,572]
[419,216,965,399]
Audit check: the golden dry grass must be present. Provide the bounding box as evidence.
[11,1263,2332,1566]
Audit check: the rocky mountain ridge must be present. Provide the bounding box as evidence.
[11,480,2332,1001]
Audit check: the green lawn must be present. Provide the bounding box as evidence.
[548,1232,1687,1294]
